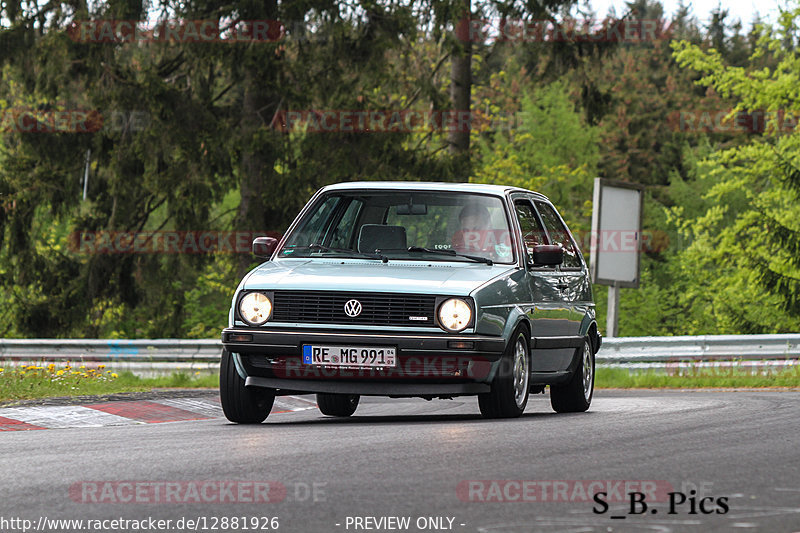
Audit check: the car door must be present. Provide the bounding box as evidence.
[512,196,575,372]
[533,199,592,369]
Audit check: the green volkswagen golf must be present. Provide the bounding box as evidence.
[221,182,601,422]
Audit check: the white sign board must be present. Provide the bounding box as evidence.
[590,178,644,288]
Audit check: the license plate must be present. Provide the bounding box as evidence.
[302,345,397,367]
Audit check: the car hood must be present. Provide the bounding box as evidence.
[243,259,516,296]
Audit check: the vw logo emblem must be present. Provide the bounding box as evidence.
[344,299,362,318]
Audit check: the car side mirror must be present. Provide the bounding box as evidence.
[252,237,278,259]
[529,244,563,267]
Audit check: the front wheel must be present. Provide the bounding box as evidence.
[550,338,594,413]
[317,394,360,417]
[220,349,275,423]
[478,329,530,418]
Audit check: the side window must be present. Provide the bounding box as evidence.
[514,199,547,262]
[534,201,583,269]
[329,199,364,249]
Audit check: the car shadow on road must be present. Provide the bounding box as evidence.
[254,410,584,426]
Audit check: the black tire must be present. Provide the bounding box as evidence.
[317,393,360,417]
[550,338,594,413]
[220,348,275,424]
[478,328,531,419]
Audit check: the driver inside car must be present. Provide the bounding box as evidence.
[451,204,511,258]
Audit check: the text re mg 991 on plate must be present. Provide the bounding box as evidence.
[302,345,397,367]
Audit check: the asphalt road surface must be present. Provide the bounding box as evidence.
[1,390,799,533]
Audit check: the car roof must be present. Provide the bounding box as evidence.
[320,181,550,201]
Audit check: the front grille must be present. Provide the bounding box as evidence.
[272,291,437,328]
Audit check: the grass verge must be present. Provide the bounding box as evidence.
[1,363,798,403]
[0,364,218,403]
[596,365,800,388]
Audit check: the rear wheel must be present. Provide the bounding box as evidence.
[478,329,530,418]
[220,349,275,423]
[550,338,594,413]
[317,394,360,417]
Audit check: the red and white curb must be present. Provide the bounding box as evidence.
[0,395,316,431]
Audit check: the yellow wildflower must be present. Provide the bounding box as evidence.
[56,370,65,376]
[111,373,119,378]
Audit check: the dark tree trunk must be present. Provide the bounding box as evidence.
[236,70,270,277]
[448,0,472,156]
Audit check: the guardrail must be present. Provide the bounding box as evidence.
[598,334,800,371]
[1,334,799,375]
[0,339,220,376]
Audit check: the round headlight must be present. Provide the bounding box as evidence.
[438,298,472,332]
[239,292,272,325]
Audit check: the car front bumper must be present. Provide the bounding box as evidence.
[221,327,507,396]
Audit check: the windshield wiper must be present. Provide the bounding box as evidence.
[293,243,388,262]
[407,246,493,265]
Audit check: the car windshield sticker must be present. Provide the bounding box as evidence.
[495,243,511,258]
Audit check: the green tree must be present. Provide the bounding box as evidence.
[0,0,460,337]
[472,76,597,228]
[667,4,800,332]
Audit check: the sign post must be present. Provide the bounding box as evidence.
[606,283,620,337]
[590,178,644,337]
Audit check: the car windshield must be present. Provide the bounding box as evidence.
[279,191,516,264]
